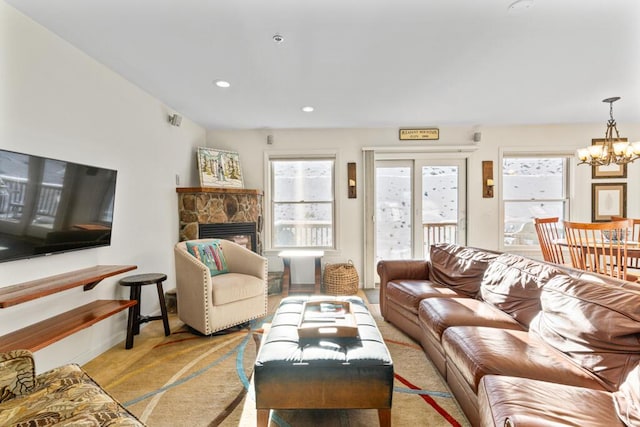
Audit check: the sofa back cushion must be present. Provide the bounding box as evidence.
[530,275,640,391]
[429,244,500,297]
[480,253,563,327]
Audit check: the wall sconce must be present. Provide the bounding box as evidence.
[347,162,357,198]
[482,160,494,198]
[168,113,182,127]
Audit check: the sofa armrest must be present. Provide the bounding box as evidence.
[0,349,36,402]
[376,260,430,317]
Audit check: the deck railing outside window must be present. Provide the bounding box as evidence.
[423,222,458,252]
[274,220,332,248]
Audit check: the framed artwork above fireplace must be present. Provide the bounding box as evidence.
[197,147,244,188]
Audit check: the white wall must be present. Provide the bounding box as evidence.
[208,124,640,281]
[0,2,205,372]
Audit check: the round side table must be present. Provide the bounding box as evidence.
[119,273,171,349]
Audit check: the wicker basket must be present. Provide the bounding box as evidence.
[323,261,359,295]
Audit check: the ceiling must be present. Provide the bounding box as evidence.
[6,0,640,130]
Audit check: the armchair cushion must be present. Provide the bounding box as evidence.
[211,273,266,305]
[186,240,229,276]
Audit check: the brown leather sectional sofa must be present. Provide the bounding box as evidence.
[377,243,640,426]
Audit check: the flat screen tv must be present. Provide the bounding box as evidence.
[0,149,117,263]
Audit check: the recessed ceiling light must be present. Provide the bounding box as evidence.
[214,80,230,88]
[508,0,534,14]
[301,106,314,113]
[273,34,285,44]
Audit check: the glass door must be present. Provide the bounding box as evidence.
[375,161,413,262]
[375,158,466,267]
[416,159,466,258]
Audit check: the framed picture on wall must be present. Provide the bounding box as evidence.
[591,138,627,179]
[197,147,244,188]
[591,182,627,222]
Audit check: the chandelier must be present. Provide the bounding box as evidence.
[577,97,640,166]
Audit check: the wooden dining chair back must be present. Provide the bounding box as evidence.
[563,219,634,281]
[611,216,640,268]
[533,217,565,264]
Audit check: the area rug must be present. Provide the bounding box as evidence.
[83,294,469,426]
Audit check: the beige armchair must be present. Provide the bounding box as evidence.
[174,239,268,335]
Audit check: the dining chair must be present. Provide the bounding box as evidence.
[611,216,640,269]
[563,219,637,282]
[533,217,565,264]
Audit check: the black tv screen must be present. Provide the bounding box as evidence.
[0,149,117,263]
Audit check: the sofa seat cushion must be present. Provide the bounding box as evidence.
[387,279,466,315]
[531,274,640,391]
[0,364,142,426]
[478,375,623,427]
[442,326,606,394]
[210,272,266,305]
[418,298,524,344]
[429,244,500,297]
[479,253,563,327]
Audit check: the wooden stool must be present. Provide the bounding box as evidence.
[119,273,171,349]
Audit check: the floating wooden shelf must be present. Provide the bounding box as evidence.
[0,265,137,308]
[0,300,137,352]
[0,264,138,353]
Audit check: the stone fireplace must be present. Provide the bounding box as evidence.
[176,187,263,254]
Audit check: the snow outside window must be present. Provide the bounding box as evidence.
[270,158,335,249]
[503,156,569,247]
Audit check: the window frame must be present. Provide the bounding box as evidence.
[264,150,339,251]
[499,148,574,252]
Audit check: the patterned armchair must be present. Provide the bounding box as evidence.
[174,239,268,335]
[0,349,143,426]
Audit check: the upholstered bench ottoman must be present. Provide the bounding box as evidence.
[254,295,394,426]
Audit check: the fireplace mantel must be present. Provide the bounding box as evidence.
[176,187,263,196]
[176,187,264,253]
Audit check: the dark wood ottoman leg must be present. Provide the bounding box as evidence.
[257,409,270,427]
[378,408,391,427]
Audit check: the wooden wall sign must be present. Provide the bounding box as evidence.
[399,128,439,140]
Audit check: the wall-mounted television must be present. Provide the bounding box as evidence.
[0,149,117,263]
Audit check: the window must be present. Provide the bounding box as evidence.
[269,157,335,249]
[503,156,569,247]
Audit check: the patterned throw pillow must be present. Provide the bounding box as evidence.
[186,241,229,276]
